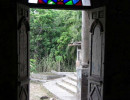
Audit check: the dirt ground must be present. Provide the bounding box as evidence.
[30,82,57,100]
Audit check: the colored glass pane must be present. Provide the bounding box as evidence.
[57,1,64,5]
[63,0,70,3]
[82,0,91,6]
[65,0,73,5]
[38,0,45,4]
[43,0,48,3]
[75,0,82,6]
[48,0,55,4]
[73,0,79,4]
[29,0,38,3]
[52,0,57,3]
[29,0,91,6]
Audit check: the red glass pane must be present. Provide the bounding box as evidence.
[75,0,82,6]
[57,1,64,5]
[38,0,45,4]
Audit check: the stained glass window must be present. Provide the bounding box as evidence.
[29,0,91,6]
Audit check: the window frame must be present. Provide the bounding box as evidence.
[26,0,92,10]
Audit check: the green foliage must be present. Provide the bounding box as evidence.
[30,9,81,72]
[37,56,59,72]
[30,59,37,72]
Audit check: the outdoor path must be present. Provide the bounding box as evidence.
[43,72,77,100]
[43,78,75,100]
[30,72,77,100]
[30,82,48,100]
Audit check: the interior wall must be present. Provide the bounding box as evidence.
[0,0,130,100]
[104,1,130,100]
[0,1,17,100]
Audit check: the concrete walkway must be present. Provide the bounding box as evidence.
[43,78,77,100]
[30,72,77,100]
[43,72,77,100]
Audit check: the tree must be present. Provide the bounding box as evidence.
[30,9,82,72]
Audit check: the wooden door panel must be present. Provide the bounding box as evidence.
[19,84,28,100]
[19,23,28,79]
[17,3,30,100]
[88,7,105,100]
[92,24,102,76]
[89,81,102,100]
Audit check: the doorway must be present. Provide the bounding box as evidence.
[29,8,82,100]
[17,1,92,100]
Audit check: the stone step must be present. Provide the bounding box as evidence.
[62,78,77,88]
[67,75,77,82]
[74,72,77,77]
[43,80,76,100]
[56,81,77,95]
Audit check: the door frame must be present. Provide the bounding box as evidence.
[17,1,105,100]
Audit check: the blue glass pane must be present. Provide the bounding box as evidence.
[52,0,57,3]
[43,0,48,3]
[73,0,79,4]
[63,0,70,3]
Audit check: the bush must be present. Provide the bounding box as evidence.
[30,55,76,73]
[30,59,37,73]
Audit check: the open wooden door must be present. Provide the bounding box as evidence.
[17,3,30,100]
[88,7,105,100]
